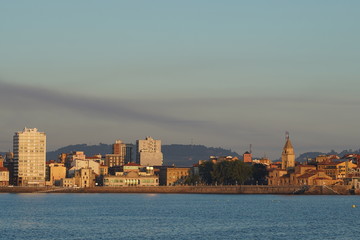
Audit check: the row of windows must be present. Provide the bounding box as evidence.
[18,150,45,153]
[18,175,44,178]
[19,170,44,173]
[105,178,156,183]
[19,159,45,162]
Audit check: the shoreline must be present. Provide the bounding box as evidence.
[0,185,355,195]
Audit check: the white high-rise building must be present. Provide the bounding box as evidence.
[13,127,46,186]
[136,136,163,166]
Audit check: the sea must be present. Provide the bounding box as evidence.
[0,193,359,240]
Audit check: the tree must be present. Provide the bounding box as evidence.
[184,174,201,185]
[212,160,252,185]
[199,160,254,185]
[199,161,215,184]
[250,163,268,185]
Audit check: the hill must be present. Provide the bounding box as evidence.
[162,144,240,166]
[45,143,240,167]
[296,149,360,162]
[3,146,359,166]
[296,152,325,162]
[46,143,112,160]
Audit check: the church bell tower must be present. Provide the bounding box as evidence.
[281,132,295,169]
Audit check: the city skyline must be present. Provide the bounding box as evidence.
[1,1,360,159]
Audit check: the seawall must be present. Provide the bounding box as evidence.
[0,185,353,195]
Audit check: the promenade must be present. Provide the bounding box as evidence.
[0,185,353,195]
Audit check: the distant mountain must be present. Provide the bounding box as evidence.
[296,148,360,162]
[3,146,359,166]
[46,143,112,160]
[162,144,240,166]
[46,143,240,167]
[296,152,325,162]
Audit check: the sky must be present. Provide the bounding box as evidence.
[0,1,359,159]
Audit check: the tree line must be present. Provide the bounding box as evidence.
[185,160,268,185]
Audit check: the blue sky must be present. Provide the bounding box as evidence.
[1,1,359,159]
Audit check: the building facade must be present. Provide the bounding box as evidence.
[136,137,163,166]
[0,157,9,186]
[158,167,190,186]
[13,128,46,186]
[64,151,86,169]
[74,168,95,188]
[47,163,66,186]
[268,165,336,186]
[317,160,356,180]
[103,163,159,186]
[105,140,133,167]
[61,168,96,188]
[103,171,159,187]
[69,159,100,176]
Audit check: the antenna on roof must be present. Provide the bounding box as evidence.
[286,131,289,140]
[250,144,252,154]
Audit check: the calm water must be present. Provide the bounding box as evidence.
[0,193,360,240]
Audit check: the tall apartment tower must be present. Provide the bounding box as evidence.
[281,133,295,170]
[13,127,46,186]
[105,140,133,167]
[113,140,125,155]
[136,136,163,166]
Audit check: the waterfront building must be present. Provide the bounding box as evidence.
[47,163,66,186]
[292,165,337,185]
[349,168,360,189]
[295,169,335,185]
[13,127,46,186]
[317,160,356,180]
[0,157,9,186]
[61,168,95,188]
[158,166,190,186]
[269,164,337,186]
[4,152,15,185]
[136,136,163,166]
[75,168,95,187]
[268,168,289,185]
[103,163,159,186]
[281,133,295,170]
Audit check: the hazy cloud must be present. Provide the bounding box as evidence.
[0,80,208,128]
